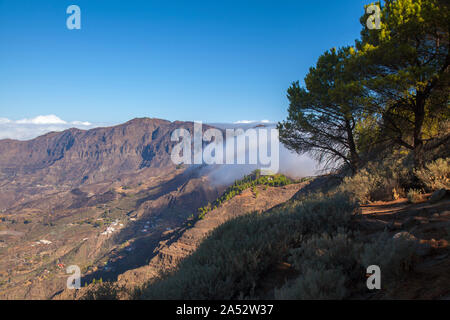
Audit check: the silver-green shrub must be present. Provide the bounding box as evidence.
[415,158,450,191]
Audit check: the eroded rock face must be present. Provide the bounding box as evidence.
[0,118,216,209]
[0,118,223,300]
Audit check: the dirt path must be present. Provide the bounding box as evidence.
[359,196,450,299]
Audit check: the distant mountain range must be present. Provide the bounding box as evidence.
[0,118,226,298]
[0,118,218,209]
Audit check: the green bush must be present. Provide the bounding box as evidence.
[415,158,450,191]
[288,232,362,277]
[275,231,418,299]
[407,189,423,204]
[195,170,295,220]
[339,155,412,203]
[274,268,347,300]
[359,232,418,285]
[275,232,362,300]
[83,282,127,300]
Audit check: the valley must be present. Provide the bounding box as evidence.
[0,118,223,299]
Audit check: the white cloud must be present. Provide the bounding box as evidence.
[199,123,320,186]
[71,120,92,126]
[16,114,68,125]
[234,120,255,124]
[0,115,98,141]
[234,120,272,124]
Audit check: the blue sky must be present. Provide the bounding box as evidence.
[0,0,367,124]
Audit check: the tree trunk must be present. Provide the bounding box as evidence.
[345,119,360,174]
[413,94,426,168]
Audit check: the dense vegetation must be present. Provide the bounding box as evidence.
[139,193,360,299]
[137,190,421,300]
[195,170,296,220]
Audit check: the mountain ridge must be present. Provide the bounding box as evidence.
[0,117,217,210]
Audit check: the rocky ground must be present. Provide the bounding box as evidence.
[357,194,450,299]
[0,166,222,299]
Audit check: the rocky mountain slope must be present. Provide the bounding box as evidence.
[62,176,450,300]
[54,181,308,299]
[0,118,216,210]
[0,118,223,299]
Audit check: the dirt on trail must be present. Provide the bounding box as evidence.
[358,195,450,299]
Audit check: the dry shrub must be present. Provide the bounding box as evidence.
[415,158,450,191]
[274,231,418,299]
[407,188,423,203]
[274,268,347,300]
[82,282,129,300]
[339,155,412,203]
